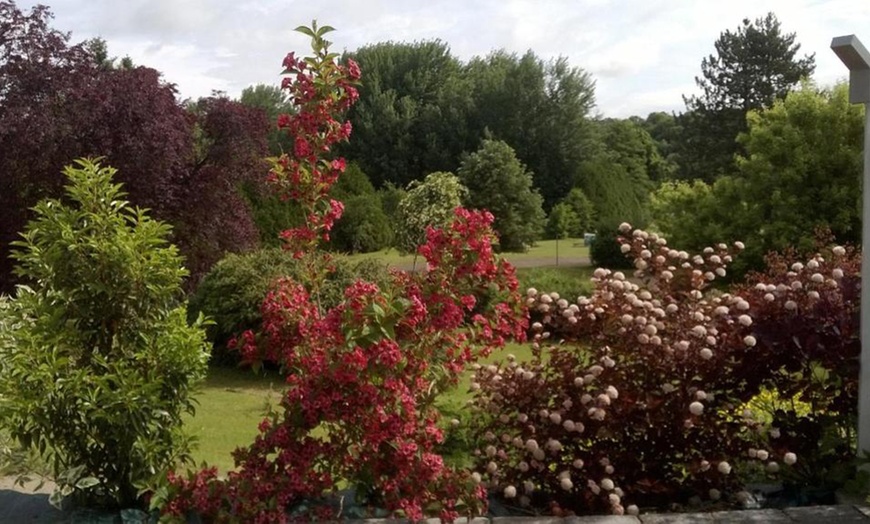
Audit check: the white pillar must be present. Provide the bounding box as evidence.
[831,34,870,458]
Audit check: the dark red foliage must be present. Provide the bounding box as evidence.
[0,1,96,292]
[174,97,270,285]
[0,2,269,290]
[472,225,860,516]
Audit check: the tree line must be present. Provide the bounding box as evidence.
[1,1,862,293]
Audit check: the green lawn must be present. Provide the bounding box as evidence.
[185,340,536,473]
[515,265,595,298]
[184,367,284,473]
[348,238,590,268]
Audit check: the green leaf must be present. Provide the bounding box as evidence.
[294,25,316,38]
[317,25,336,36]
[75,476,100,489]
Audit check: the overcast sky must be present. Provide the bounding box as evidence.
[44,0,870,118]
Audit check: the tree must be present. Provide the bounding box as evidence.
[560,187,596,236]
[545,203,580,240]
[395,171,468,258]
[341,41,473,188]
[726,81,863,272]
[181,96,268,282]
[83,37,134,70]
[465,52,596,207]
[239,83,294,154]
[654,83,863,277]
[573,120,656,230]
[679,13,815,182]
[649,179,721,251]
[596,118,673,183]
[0,4,267,291]
[632,112,681,180]
[328,163,394,253]
[575,158,651,230]
[0,159,208,509]
[331,194,393,253]
[340,42,596,207]
[0,1,94,292]
[458,140,545,251]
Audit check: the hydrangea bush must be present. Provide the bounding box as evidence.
[469,222,859,515]
[160,23,527,523]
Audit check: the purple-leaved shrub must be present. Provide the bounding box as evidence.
[470,223,859,516]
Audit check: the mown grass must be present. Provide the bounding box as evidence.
[184,367,284,473]
[516,265,595,298]
[185,340,537,473]
[348,238,590,268]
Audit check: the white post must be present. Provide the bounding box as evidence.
[832,34,870,457]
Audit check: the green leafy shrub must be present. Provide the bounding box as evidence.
[459,139,546,252]
[242,181,306,248]
[395,171,467,256]
[589,222,633,269]
[188,247,390,365]
[516,267,592,300]
[0,159,209,510]
[545,203,580,240]
[561,187,596,237]
[330,193,394,253]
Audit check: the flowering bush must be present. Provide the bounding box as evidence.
[161,22,527,523]
[731,241,860,494]
[188,248,389,366]
[469,222,859,516]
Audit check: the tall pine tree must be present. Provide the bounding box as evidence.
[678,13,815,182]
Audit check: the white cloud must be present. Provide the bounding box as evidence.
[42,0,870,116]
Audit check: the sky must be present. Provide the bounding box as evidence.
[43,0,870,118]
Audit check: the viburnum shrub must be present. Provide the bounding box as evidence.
[731,240,860,492]
[469,222,859,516]
[160,23,527,523]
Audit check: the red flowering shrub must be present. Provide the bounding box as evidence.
[469,223,859,516]
[160,22,526,523]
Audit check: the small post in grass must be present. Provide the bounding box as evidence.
[831,34,870,458]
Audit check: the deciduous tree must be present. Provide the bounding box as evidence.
[394,171,467,258]
[653,83,863,277]
[458,140,545,251]
[0,3,267,290]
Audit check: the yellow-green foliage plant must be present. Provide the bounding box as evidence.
[0,159,210,510]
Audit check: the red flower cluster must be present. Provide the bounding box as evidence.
[267,25,359,256]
